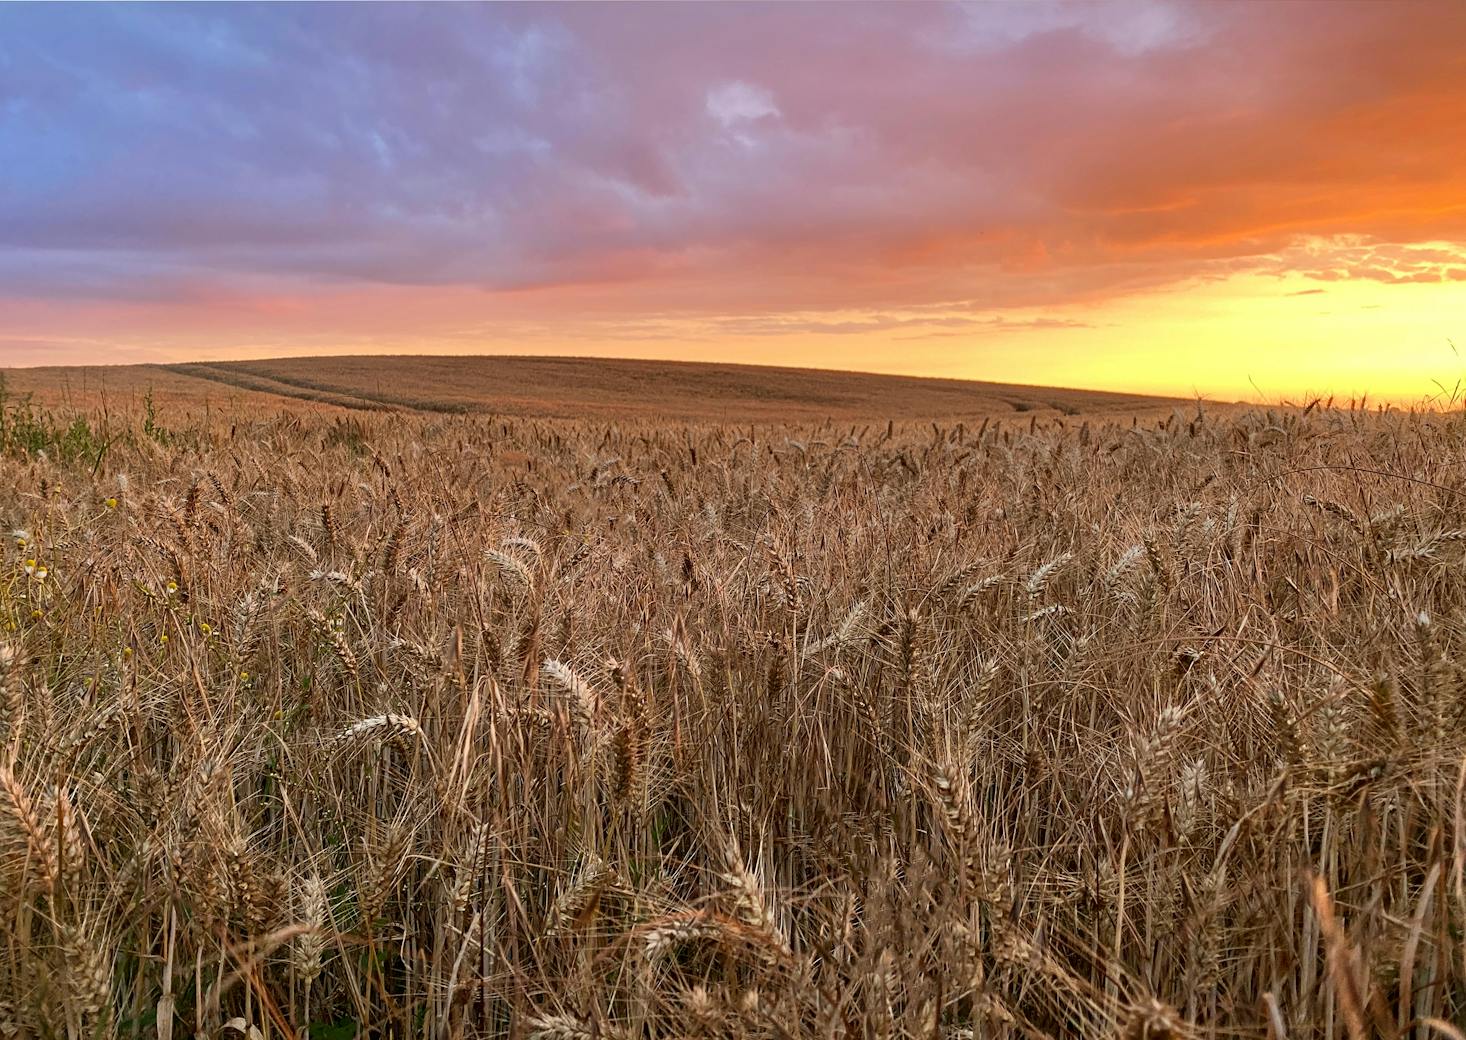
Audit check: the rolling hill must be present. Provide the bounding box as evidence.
[3,354,1198,422]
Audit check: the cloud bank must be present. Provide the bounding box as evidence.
[1,1,1464,369]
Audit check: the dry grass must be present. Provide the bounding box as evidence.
[0,384,1462,1038]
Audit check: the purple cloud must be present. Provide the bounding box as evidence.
[0,0,1463,321]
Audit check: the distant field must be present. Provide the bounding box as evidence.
[2,354,1196,422]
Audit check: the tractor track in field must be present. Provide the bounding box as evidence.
[163,363,456,413]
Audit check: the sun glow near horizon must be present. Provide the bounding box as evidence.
[8,265,1461,407]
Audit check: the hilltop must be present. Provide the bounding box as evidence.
[2,354,1196,423]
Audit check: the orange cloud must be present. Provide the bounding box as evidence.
[2,2,1464,399]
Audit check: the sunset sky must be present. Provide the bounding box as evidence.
[3,1,1465,401]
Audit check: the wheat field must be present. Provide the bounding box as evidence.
[1,384,1463,1039]
[2,356,1184,424]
